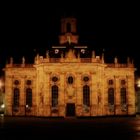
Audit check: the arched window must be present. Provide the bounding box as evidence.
[13,88,20,107]
[67,23,71,32]
[121,88,127,104]
[26,80,32,85]
[108,88,114,105]
[52,85,58,107]
[67,76,73,84]
[83,85,90,107]
[14,80,20,85]
[26,88,32,107]
[121,80,126,86]
[108,80,113,85]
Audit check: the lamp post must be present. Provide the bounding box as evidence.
[0,78,4,116]
[136,78,140,115]
[25,104,29,116]
[137,79,140,88]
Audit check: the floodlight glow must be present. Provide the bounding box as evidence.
[137,79,140,87]
[1,104,5,109]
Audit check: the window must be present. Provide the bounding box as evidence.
[68,76,73,84]
[14,80,20,85]
[108,88,114,105]
[13,88,20,107]
[26,80,32,85]
[52,76,58,82]
[52,85,58,107]
[26,88,32,107]
[67,23,71,32]
[121,80,126,85]
[120,88,127,104]
[108,80,113,85]
[83,85,90,107]
[83,76,89,82]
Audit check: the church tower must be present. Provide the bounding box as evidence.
[59,17,79,44]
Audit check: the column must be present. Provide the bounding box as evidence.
[127,75,136,115]
[114,76,121,115]
[59,72,65,116]
[44,72,51,116]
[5,76,13,115]
[91,72,97,116]
[76,72,82,116]
[20,76,26,116]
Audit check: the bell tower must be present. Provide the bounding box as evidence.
[59,17,79,45]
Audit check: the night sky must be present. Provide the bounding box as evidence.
[0,2,140,76]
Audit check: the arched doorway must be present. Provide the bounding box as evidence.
[66,103,75,117]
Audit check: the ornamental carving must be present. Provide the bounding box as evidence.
[66,85,75,98]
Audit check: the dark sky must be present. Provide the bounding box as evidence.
[0,2,140,76]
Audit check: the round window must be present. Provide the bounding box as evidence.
[14,80,19,85]
[83,76,89,82]
[26,80,32,85]
[52,76,58,82]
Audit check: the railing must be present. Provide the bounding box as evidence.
[49,58,60,63]
[49,58,92,63]
[81,58,92,63]
[107,63,134,68]
[6,64,34,68]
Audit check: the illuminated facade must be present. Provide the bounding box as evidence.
[4,17,136,117]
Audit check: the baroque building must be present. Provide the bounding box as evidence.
[4,17,135,117]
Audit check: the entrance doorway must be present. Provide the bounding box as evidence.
[66,103,75,117]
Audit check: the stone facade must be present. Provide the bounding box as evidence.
[4,17,136,117]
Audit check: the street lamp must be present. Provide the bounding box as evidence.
[136,77,140,115]
[137,79,140,87]
[0,79,3,88]
[0,78,5,116]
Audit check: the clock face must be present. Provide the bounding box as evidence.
[55,49,59,54]
[81,49,85,54]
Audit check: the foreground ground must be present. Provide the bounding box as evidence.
[1,116,140,140]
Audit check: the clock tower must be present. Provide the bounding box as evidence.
[59,17,79,45]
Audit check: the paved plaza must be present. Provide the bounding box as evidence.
[1,116,140,140]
